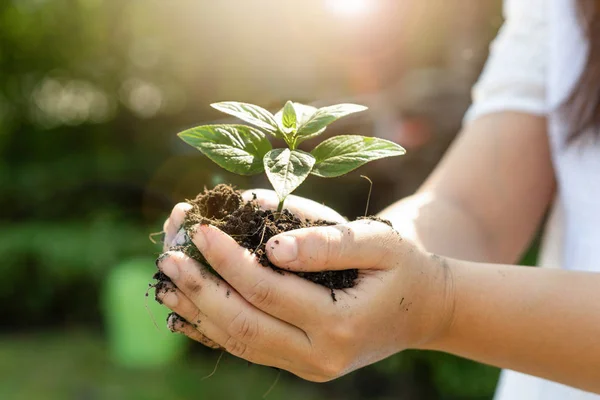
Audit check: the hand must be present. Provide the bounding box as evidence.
[157,191,454,381]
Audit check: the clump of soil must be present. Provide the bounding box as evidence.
[154,184,358,295]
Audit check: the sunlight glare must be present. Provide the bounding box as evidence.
[325,0,371,16]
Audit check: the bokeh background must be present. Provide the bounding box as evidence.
[0,1,535,399]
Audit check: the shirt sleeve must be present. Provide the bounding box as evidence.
[463,0,548,124]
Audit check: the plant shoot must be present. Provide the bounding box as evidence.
[177,101,406,211]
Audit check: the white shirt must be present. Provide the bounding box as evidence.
[465,0,600,399]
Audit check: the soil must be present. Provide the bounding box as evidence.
[153,184,359,297]
[357,215,393,228]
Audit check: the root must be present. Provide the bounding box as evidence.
[148,230,165,245]
[253,222,268,253]
[360,175,373,217]
[144,283,163,333]
[201,350,225,381]
[262,369,281,399]
[229,223,267,240]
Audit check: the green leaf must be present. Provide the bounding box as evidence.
[210,101,280,135]
[263,148,315,200]
[178,124,272,176]
[281,100,297,133]
[275,102,319,148]
[296,103,368,143]
[311,135,405,178]
[275,102,318,127]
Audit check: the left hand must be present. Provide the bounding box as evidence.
[156,200,454,382]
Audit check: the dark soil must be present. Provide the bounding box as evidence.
[357,215,394,228]
[154,184,359,295]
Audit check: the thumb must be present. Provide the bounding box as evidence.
[266,219,400,272]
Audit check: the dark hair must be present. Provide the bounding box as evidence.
[564,0,600,141]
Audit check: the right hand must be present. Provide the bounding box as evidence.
[162,189,347,252]
[156,191,453,381]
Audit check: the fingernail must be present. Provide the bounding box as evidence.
[269,235,298,264]
[167,313,184,332]
[159,257,180,280]
[173,228,188,246]
[161,290,179,308]
[192,225,207,250]
[155,252,170,267]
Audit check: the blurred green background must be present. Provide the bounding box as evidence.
[0,1,517,399]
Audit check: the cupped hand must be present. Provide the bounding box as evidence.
[156,190,454,381]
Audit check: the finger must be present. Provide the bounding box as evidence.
[157,252,313,361]
[159,288,308,374]
[166,312,221,349]
[266,219,400,272]
[165,313,297,371]
[156,281,230,347]
[242,189,346,223]
[188,224,333,325]
[163,202,192,250]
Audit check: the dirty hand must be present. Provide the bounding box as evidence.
[157,190,454,382]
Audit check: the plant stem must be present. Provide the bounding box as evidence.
[276,198,285,213]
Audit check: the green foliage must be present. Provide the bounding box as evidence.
[281,100,297,135]
[210,102,281,136]
[0,217,159,327]
[263,148,315,200]
[0,332,321,400]
[427,352,500,398]
[178,124,272,175]
[0,219,154,280]
[295,103,367,144]
[178,101,405,207]
[275,102,318,130]
[311,135,406,178]
[275,101,321,148]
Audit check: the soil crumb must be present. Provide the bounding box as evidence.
[357,215,393,228]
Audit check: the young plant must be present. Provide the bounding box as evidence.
[178,101,406,212]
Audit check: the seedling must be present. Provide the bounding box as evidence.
[178,101,406,212]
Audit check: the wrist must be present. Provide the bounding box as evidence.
[414,254,459,351]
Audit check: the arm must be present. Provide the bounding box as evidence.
[425,259,600,393]
[379,111,555,264]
